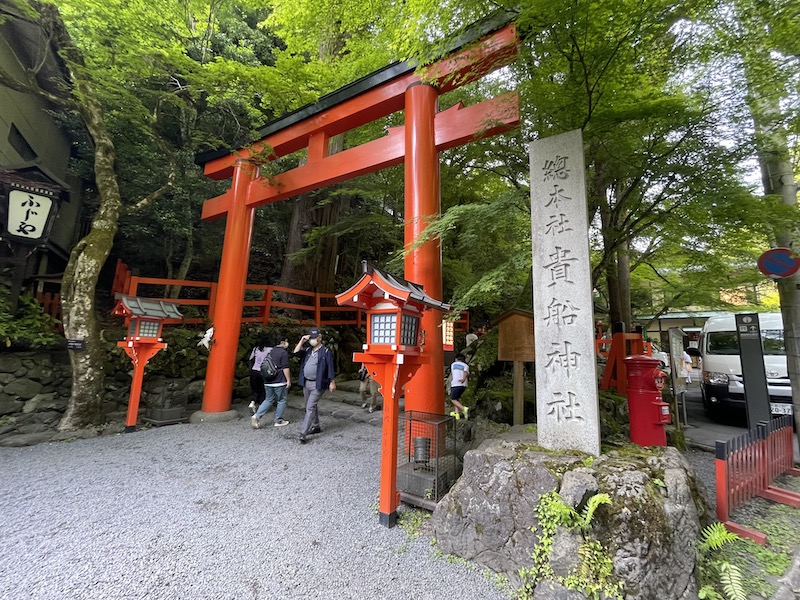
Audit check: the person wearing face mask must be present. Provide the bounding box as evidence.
[251,335,292,428]
[294,327,336,444]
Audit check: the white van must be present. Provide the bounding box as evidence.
[700,312,792,417]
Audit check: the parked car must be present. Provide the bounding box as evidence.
[700,312,791,418]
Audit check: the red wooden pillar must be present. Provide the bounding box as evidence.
[199,160,257,415]
[357,356,423,527]
[120,343,166,432]
[404,83,444,415]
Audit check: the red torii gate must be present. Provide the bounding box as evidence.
[194,18,520,421]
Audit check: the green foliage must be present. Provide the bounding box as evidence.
[706,500,800,597]
[698,523,741,554]
[579,494,612,531]
[718,562,747,600]
[519,491,621,600]
[697,523,747,600]
[397,507,430,540]
[563,540,621,600]
[0,289,62,349]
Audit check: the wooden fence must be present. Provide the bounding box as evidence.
[715,415,800,544]
[35,291,63,333]
[111,259,362,327]
[110,259,468,333]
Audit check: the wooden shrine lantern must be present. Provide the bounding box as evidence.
[493,309,535,426]
[336,261,450,527]
[112,295,183,432]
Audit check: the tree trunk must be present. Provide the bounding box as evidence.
[598,184,625,328]
[167,224,194,299]
[604,252,622,327]
[279,193,345,294]
[31,3,123,430]
[755,115,800,423]
[279,135,345,295]
[739,20,800,429]
[617,237,632,331]
[280,193,320,291]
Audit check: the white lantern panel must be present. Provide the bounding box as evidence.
[371,313,397,344]
[138,320,160,338]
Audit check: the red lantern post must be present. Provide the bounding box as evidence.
[111,296,183,432]
[336,261,450,527]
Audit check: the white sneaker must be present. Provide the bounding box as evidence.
[274,419,289,427]
[251,415,259,429]
[248,401,256,414]
[368,406,374,413]
[361,403,368,409]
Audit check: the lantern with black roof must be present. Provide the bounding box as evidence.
[336,261,450,527]
[111,294,183,432]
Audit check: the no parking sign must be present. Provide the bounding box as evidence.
[757,248,800,279]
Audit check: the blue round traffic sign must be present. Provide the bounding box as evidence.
[757,248,800,279]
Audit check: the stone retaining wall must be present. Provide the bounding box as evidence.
[0,347,252,446]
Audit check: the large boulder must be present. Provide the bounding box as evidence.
[431,440,708,599]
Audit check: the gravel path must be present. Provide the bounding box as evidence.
[0,410,509,600]
[682,447,716,510]
[4,394,796,600]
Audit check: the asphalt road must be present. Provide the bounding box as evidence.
[678,369,799,462]
[680,371,747,450]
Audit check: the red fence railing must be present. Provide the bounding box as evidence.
[110,259,468,333]
[35,292,63,333]
[111,259,362,327]
[715,415,800,544]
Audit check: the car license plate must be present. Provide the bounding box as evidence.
[770,403,793,415]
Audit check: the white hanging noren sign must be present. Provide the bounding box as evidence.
[7,190,53,241]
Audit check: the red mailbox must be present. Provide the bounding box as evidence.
[623,355,670,446]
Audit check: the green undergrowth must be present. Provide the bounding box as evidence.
[0,289,62,349]
[397,507,430,540]
[720,496,800,597]
[517,491,623,600]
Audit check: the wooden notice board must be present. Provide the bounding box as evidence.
[495,309,535,362]
[494,309,535,426]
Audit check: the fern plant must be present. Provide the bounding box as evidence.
[519,491,622,600]
[698,523,741,553]
[697,523,747,600]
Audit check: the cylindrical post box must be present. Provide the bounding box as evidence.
[623,355,670,446]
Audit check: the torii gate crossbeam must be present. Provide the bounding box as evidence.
[193,20,519,421]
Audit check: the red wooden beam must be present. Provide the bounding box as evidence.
[201,24,517,181]
[202,92,518,220]
[723,521,768,546]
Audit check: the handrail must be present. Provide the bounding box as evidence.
[109,259,462,332]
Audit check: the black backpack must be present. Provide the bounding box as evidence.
[259,348,279,382]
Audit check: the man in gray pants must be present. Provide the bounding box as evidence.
[293,327,336,444]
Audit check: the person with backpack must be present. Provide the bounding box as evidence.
[251,335,291,428]
[294,327,336,444]
[247,333,271,414]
